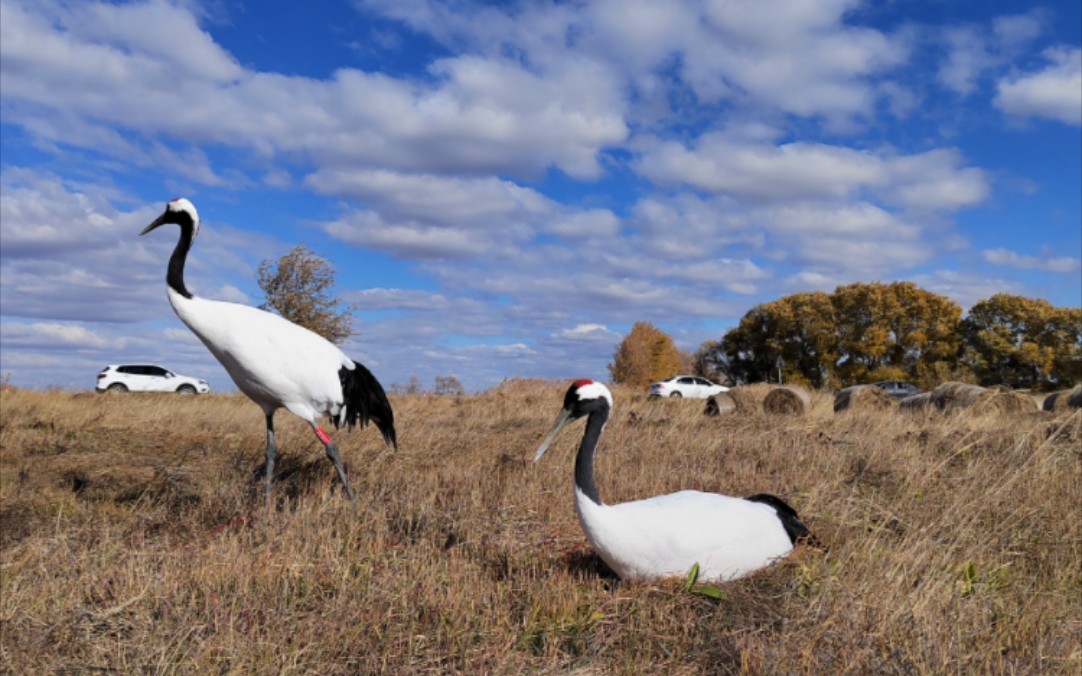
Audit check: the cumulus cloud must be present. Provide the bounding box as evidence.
[634,133,988,210]
[553,324,619,342]
[938,27,994,95]
[936,11,1048,97]
[321,211,494,259]
[348,288,451,312]
[305,169,551,228]
[0,170,275,324]
[911,269,1030,311]
[983,248,1080,273]
[995,47,1082,125]
[363,0,910,123]
[2,322,116,350]
[0,0,627,181]
[754,202,930,276]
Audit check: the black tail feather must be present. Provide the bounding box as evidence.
[336,361,398,450]
[745,493,813,545]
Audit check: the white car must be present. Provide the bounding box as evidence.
[649,375,729,399]
[96,364,210,395]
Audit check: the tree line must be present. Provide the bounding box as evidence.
[612,282,1081,392]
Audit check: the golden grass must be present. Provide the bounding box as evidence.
[2,386,1080,673]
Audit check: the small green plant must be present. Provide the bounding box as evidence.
[684,563,726,601]
[959,561,978,598]
[958,561,1012,598]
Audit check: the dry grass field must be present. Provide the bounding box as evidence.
[1,382,1080,673]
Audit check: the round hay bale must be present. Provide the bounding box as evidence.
[703,392,736,416]
[930,382,1038,414]
[1043,385,1082,412]
[763,385,811,416]
[981,386,1040,414]
[929,381,986,411]
[727,383,775,413]
[834,385,895,413]
[1044,388,1072,411]
[899,392,934,413]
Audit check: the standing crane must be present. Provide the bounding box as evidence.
[141,198,397,505]
[534,379,811,581]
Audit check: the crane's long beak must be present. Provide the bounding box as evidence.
[534,408,574,463]
[139,212,169,236]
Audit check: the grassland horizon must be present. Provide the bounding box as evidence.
[1,382,1079,673]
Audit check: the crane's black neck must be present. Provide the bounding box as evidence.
[167,222,195,299]
[574,407,607,505]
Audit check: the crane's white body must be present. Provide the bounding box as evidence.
[573,486,795,581]
[167,286,352,424]
[536,380,806,582]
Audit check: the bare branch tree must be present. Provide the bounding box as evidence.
[257,244,353,345]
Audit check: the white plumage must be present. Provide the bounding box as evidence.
[534,379,810,582]
[142,198,397,505]
[168,287,350,420]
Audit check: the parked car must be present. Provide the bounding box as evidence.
[96,364,210,395]
[649,375,729,399]
[873,380,922,399]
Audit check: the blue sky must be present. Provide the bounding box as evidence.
[1,0,1079,393]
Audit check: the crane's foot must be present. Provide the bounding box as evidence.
[324,441,358,505]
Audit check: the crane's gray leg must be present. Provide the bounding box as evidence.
[264,410,277,508]
[314,426,357,504]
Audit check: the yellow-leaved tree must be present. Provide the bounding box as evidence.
[962,293,1081,390]
[832,281,962,387]
[707,281,963,388]
[609,322,683,388]
[713,291,837,387]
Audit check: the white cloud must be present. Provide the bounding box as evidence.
[635,134,989,211]
[348,288,451,312]
[553,324,618,342]
[659,258,770,293]
[360,0,909,125]
[938,27,993,95]
[745,201,934,277]
[0,167,139,259]
[995,47,1082,125]
[983,248,1081,273]
[992,13,1044,48]
[936,11,1048,97]
[629,194,764,260]
[635,133,878,201]
[305,169,551,227]
[321,211,493,259]
[880,149,989,211]
[0,170,275,323]
[544,210,622,239]
[911,269,1030,311]
[2,322,116,350]
[0,0,628,181]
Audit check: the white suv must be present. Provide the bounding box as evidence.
[96,364,210,395]
[649,375,729,399]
